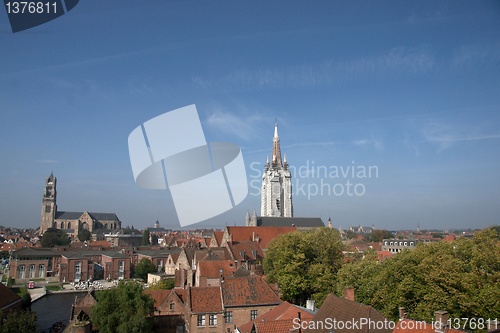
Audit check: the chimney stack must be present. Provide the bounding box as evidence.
[434,310,449,332]
[343,287,355,301]
[398,307,406,320]
[306,300,315,311]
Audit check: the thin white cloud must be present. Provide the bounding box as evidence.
[222,46,434,90]
[352,139,384,151]
[452,41,500,69]
[35,159,59,164]
[421,121,500,152]
[204,108,266,142]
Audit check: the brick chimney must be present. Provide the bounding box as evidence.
[343,287,355,301]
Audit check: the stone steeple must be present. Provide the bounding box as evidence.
[261,121,293,217]
[272,123,283,168]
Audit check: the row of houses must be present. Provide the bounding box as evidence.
[67,282,492,333]
[7,226,298,284]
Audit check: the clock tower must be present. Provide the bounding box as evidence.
[40,172,57,234]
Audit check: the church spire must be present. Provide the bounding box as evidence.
[272,122,283,168]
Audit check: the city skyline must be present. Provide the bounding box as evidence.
[1,1,500,230]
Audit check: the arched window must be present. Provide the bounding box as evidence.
[60,222,65,229]
[19,265,26,278]
[67,222,71,229]
[29,264,35,278]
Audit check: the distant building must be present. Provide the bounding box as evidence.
[39,173,122,237]
[8,247,130,283]
[381,239,419,253]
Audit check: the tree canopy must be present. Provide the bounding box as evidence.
[41,228,70,247]
[78,229,91,242]
[336,227,500,331]
[134,258,157,280]
[142,229,150,246]
[0,310,40,333]
[89,281,155,333]
[363,229,394,242]
[147,278,175,290]
[263,227,344,306]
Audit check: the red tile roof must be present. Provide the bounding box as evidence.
[144,290,171,308]
[377,250,394,261]
[198,260,238,279]
[226,226,297,249]
[228,241,264,261]
[221,275,282,307]
[214,231,224,246]
[253,319,302,333]
[239,300,316,332]
[257,301,316,321]
[190,287,223,313]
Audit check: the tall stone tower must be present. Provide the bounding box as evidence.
[40,173,57,234]
[261,123,293,217]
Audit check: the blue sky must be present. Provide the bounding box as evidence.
[1,0,500,231]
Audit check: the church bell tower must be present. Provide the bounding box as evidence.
[40,173,57,234]
[261,123,293,217]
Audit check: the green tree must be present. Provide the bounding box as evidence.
[148,278,175,290]
[134,258,157,280]
[41,228,70,247]
[150,234,159,245]
[364,229,394,242]
[78,229,91,242]
[90,281,155,333]
[0,310,41,333]
[336,228,500,331]
[142,229,150,246]
[263,228,344,306]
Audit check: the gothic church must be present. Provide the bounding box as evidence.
[40,173,122,237]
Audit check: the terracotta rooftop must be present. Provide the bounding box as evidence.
[247,319,302,333]
[190,287,223,313]
[144,290,171,309]
[213,231,224,246]
[221,275,282,307]
[226,226,297,249]
[198,260,238,278]
[227,241,264,261]
[238,300,316,333]
[377,250,394,261]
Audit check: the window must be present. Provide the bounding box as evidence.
[225,311,233,324]
[29,264,35,278]
[19,264,25,279]
[45,205,51,213]
[39,264,45,278]
[197,315,206,327]
[118,260,125,279]
[157,259,163,272]
[209,314,217,326]
[250,310,258,320]
[75,262,82,281]
[169,302,175,310]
